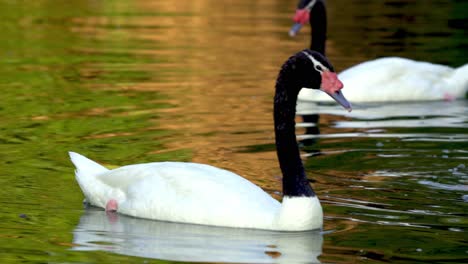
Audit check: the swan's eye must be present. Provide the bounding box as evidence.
[315,65,323,72]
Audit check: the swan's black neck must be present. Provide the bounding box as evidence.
[274,53,316,197]
[310,0,326,53]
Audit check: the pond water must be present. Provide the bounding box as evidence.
[0,0,466,263]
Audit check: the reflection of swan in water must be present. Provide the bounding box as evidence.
[297,100,468,143]
[72,208,323,263]
[298,113,322,148]
[298,100,467,127]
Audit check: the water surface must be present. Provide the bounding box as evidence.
[0,0,467,263]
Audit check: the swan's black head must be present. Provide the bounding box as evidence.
[279,50,351,111]
[298,50,333,87]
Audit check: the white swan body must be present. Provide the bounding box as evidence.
[70,152,323,231]
[299,57,468,102]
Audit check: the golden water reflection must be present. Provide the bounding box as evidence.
[2,0,465,263]
[70,0,303,191]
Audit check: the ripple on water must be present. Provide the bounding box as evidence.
[298,99,467,262]
[418,180,468,191]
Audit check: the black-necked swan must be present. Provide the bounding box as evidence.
[290,0,468,102]
[69,50,351,231]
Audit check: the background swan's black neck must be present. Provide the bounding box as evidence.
[309,0,327,54]
[274,54,316,197]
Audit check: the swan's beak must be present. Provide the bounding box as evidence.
[289,23,303,37]
[320,72,352,112]
[325,90,352,112]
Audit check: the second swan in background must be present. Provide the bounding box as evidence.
[290,0,468,102]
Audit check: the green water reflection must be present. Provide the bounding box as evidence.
[0,0,467,263]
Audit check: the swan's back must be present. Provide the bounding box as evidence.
[70,152,281,229]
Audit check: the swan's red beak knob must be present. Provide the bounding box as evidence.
[293,9,310,24]
[320,71,352,112]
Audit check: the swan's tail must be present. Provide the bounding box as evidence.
[69,152,109,176]
[69,152,112,208]
[452,63,468,98]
